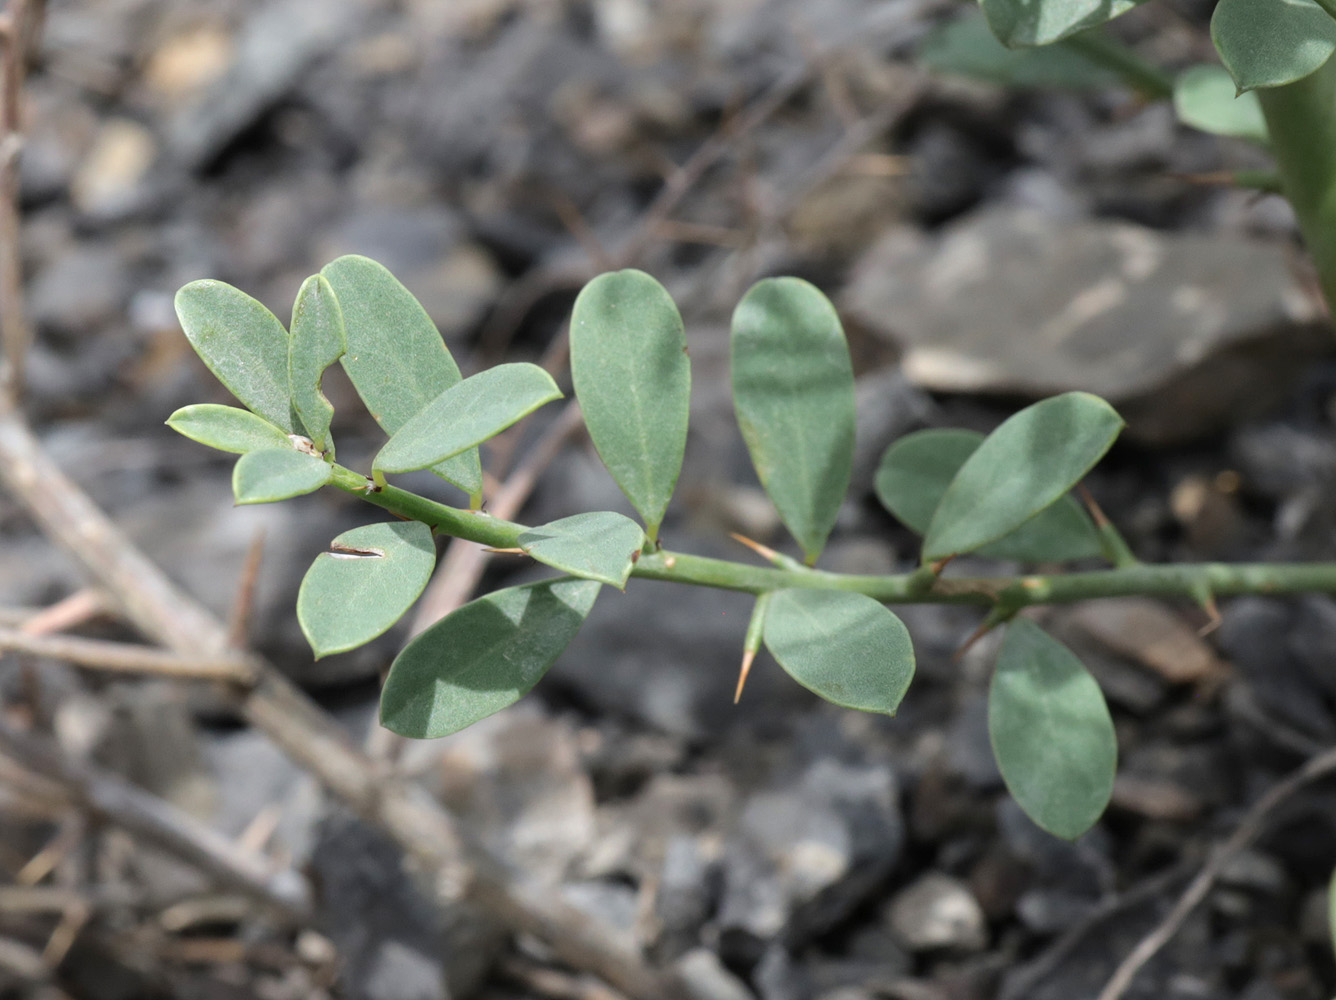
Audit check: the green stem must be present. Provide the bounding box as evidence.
[1064,29,1174,101]
[332,465,1336,609]
[1258,55,1336,313]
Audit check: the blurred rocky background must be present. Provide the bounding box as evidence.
[3,0,1336,998]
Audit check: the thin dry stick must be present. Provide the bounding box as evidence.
[0,626,257,682]
[0,718,312,920]
[0,401,685,1000]
[18,589,109,637]
[0,0,39,395]
[1097,744,1336,1000]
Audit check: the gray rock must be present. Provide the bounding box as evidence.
[843,208,1330,444]
[753,944,814,1000]
[886,874,988,952]
[28,244,130,337]
[717,757,903,954]
[311,810,505,1000]
[655,835,720,956]
[168,0,364,168]
[675,948,756,1000]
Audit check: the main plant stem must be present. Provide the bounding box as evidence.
[1259,55,1336,312]
[330,465,1336,609]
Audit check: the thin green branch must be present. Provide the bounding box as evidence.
[331,465,1336,610]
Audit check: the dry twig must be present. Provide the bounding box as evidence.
[1097,744,1336,1000]
[0,626,256,682]
[0,718,312,921]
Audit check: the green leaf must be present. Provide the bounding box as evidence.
[518,512,646,590]
[1328,866,1336,958]
[875,429,1102,562]
[762,589,915,715]
[289,274,346,455]
[175,280,299,431]
[232,448,331,505]
[731,278,855,564]
[1174,65,1270,143]
[570,270,691,539]
[321,255,482,499]
[297,522,437,658]
[922,393,1123,562]
[379,577,601,738]
[920,11,1116,88]
[373,363,562,475]
[1212,0,1336,92]
[980,0,1145,47]
[989,618,1117,840]
[166,404,294,454]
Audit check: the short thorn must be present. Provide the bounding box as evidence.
[734,648,757,704]
[929,555,955,575]
[953,618,995,663]
[1077,484,1110,527]
[482,547,526,555]
[1198,595,1222,637]
[730,532,780,564]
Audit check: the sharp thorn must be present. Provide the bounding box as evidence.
[734,648,757,704]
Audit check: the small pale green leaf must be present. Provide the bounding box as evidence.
[920,11,1116,88]
[166,404,293,454]
[762,589,915,715]
[875,429,1102,562]
[297,522,436,658]
[989,619,1117,840]
[731,278,855,564]
[373,363,562,475]
[232,448,331,505]
[1328,867,1336,958]
[380,577,601,738]
[1173,65,1269,143]
[570,270,691,537]
[518,512,646,589]
[922,393,1123,562]
[1211,0,1336,92]
[175,280,299,431]
[289,274,346,455]
[321,255,482,498]
[980,0,1145,47]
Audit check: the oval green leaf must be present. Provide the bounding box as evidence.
[875,429,1102,563]
[297,522,437,658]
[379,577,601,739]
[570,270,691,539]
[1173,65,1269,143]
[321,255,482,499]
[762,589,915,715]
[232,448,331,505]
[980,0,1145,47]
[175,280,299,432]
[518,511,646,590]
[289,274,346,455]
[989,618,1117,840]
[920,11,1117,89]
[731,278,855,564]
[922,392,1123,562]
[1211,0,1336,92]
[373,363,562,475]
[167,404,294,454]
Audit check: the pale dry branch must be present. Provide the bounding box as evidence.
[0,626,257,682]
[0,718,312,921]
[0,401,686,999]
[1097,744,1336,1000]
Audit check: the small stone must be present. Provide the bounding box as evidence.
[70,119,157,218]
[674,948,755,1000]
[142,24,235,102]
[886,874,988,953]
[1064,598,1225,685]
[843,208,1330,444]
[28,244,129,337]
